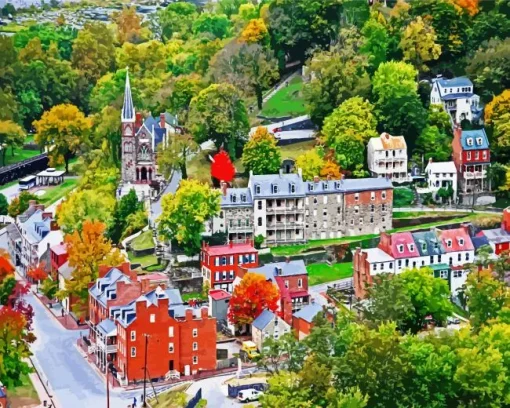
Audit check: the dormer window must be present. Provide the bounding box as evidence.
[467,138,474,146]
[231,194,237,203]
[446,239,452,248]
[408,244,414,252]
[309,184,314,191]
[398,244,404,253]
[254,184,261,195]
[290,183,296,193]
[272,184,279,194]
[335,181,341,189]
[323,182,328,190]
[476,137,482,146]
[240,194,246,202]
[422,243,427,252]
[458,238,464,246]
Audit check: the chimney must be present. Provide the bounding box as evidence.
[279,168,283,177]
[50,220,59,231]
[502,208,510,232]
[200,307,208,319]
[185,308,193,321]
[453,123,462,142]
[297,168,302,178]
[229,240,233,248]
[326,174,331,181]
[35,204,45,211]
[313,175,319,183]
[160,113,165,129]
[285,256,290,263]
[220,181,227,196]
[429,157,433,164]
[135,112,143,129]
[141,278,150,294]
[42,212,52,220]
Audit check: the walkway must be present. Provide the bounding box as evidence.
[262,70,300,104]
[393,206,503,214]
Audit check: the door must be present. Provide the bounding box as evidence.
[169,360,174,371]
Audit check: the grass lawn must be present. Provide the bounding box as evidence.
[128,251,160,269]
[493,198,510,209]
[307,262,353,286]
[131,230,155,251]
[36,178,79,205]
[149,383,191,408]
[3,147,41,167]
[260,76,306,118]
[182,292,206,302]
[8,372,40,407]
[0,179,20,190]
[279,139,316,160]
[393,211,469,219]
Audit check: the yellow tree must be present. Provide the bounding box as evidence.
[33,104,91,172]
[295,149,324,181]
[454,0,479,16]
[400,16,441,73]
[485,90,510,126]
[113,6,148,44]
[0,120,25,167]
[320,160,341,179]
[61,220,125,316]
[241,127,282,175]
[241,19,269,44]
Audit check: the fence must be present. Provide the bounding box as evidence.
[0,153,48,185]
[186,388,202,408]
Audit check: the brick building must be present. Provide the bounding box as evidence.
[482,207,510,256]
[88,263,216,385]
[200,240,258,292]
[452,125,491,204]
[238,259,309,324]
[211,171,393,244]
[291,302,324,340]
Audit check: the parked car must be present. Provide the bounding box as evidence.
[238,389,263,403]
[241,341,259,359]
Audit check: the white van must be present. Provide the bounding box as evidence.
[237,388,263,403]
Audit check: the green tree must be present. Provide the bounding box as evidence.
[157,2,198,41]
[360,12,390,74]
[157,132,199,180]
[0,36,18,90]
[414,125,452,162]
[216,0,249,18]
[189,83,249,159]
[40,278,58,300]
[295,149,324,181]
[304,27,370,126]
[241,127,282,175]
[7,191,38,218]
[0,120,25,166]
[427,103,452,136]
[91,106,121,167]
[259,371,312,408]
[257,332,307,375]
[107,189,144,243]
[0,194,8,216]
[13,23,77,60]
[158,179,221,256]
[192,13,231,39]
[155,74,205,119]
[33,104,91,172]
[322,97,377,170]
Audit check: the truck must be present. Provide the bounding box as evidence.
[241,341,259,360]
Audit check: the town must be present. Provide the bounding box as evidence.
[0,0,509,407]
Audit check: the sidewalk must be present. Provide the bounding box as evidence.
[32,291,83,330]
[26,357,58,408]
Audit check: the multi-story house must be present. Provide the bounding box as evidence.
[353,226,475,298]
[425,160,458,203]
[200,240,258,292]
[482,207,510,256]
[292,302,326,340]
[212,171,393,244]
[251,309,291,351]
[452,126,491,204]
[88,263,216,385]
[367,133,408,182]
[430,77,482,123]
[7,201,63,276]
[238,259,309,324]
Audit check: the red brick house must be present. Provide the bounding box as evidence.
[238,259,309,324]
[200,240,258,292]
[50,243,68,279]
[88,263,216,385]
[483,207,510,256]
[291,302,325,340]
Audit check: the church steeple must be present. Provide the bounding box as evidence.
[122,67,135,122]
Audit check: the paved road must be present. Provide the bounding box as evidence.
[186,375,251,408]
[150,170,182,220]
[0,183,21,203]
[25,292,141,408]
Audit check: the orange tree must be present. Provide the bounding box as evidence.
[27,263,48,287]
[60,220,125,316]
[228,272,280,325]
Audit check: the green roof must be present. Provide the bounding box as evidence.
[430,264,450,271]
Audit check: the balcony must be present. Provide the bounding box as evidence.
[228,224,253,232]
[464,170,486,179]
[97,338,118,354]
[266,206,303,213]
[267,220,304,229]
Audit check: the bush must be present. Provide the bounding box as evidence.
[254,234,265,249]
[393,188,414,207]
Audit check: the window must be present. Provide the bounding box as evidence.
[193,342,198,351]
[458,253,462,261]
[430,256,434,264]
[409,244,415,252]
[169,343,174,353]
[231,194,237,203]
[398,260,402,268]
[382,204,386,212]
[241,194,246,203]
[337,207,341,214]
[382,191,386,200]
[138,144,151,161]
[193,356,198,365]
[370,192,375,200]
[405,259,409,267]
[398,244,404,253]
[131,331,136,341]
[476,137,483,145]
[284,280,289,288]
[257,201,262,210]
[169,327,174,337]
[449,257,453,265]
[370,217,374,224]
[459,238,464,246]
[354,206,359,214]
[290,183,296,193]
[131,347,136,357]
[373,263,377,271]
[412,261,417,268]
[370,204,375,213]
[323,182,329,190]
[193,328,198,338]
[440,270,448,279]
[258,217,262,227]
[323,209,327,216]
[221,256,227,266]
[150,314,155,323]
[309,184,314,191]
[483,151,487,160]
[354,193,359,201]
[465,252,470,261]
[475,152,479,160]
[272,184,279,194]
[446,239,452,248]
[350,219,354,226]
[255,184,261,194]
[422,243,427,252]
[359,217,363,225]
[389,262,393,269]
[438,255,442,263]
[298,278,302,288]
[453,270,462,278]
[467,152,471,160]
[323,195,328,204]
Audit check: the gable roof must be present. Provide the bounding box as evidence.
[412,231,445,256]
[426,161,457,174]
[436,227,474,252]
[246,260,307,279]
[369,133,407,150]
[359,248,395,263]
[388,232,420,259]
[209,289,231,301]
[203,242,257,256]
[293,303,323,323]
[220,187,253,208]
[58,260,75,279]
[482,228,510,244]
[97,319,117,336]
[437,77,473,88]
[250,173,306,198]
[460,129,489,151]
[252,309,277,330]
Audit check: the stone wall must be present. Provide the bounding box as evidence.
[343,189,393,236]
[171,276,203,294]
[305,192,344,240]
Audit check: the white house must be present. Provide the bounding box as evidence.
[367,133,408,182]
[251,309,291,351]
[425,160,458,203]
[430,77,482,123]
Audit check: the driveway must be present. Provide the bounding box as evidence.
[150,170,182,220]
[0,183,21,203]
[25,292,141,408]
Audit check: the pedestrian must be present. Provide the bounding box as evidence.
[133,396,137,407]
[61,308,64,318]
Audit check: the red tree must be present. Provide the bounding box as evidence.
[211,148,235,183]
[228,272,280,325]
[27,263,48,284]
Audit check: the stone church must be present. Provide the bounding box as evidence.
[120,70,178,191]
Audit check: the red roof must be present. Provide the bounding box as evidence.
[389,232,420,259]
[203,242,257,256]
[209,289,231,301]
[139,273,168,281]
[438,227,474,253]
[289,290,309,298]
[51,244,67,256]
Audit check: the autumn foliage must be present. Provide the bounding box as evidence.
[27,263,48,283]
[228,272,280,325]
[211,148,236,183]
[241,18,269,44]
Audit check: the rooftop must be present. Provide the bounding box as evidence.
[252,309,277,330]
[293,303,323,323]
[360,248,395,263]
[203,241,256,256]
[436,77,473,88]
[250,172,306,198]
[426,161,457,174]
[369,133,407,150]
[220,187,253,208]
[58,261,75,280]
[460,129,489,151]
[209,289,231,301]
[37,168,65,178]
[246,260,307,279]
[483,228,510,244]
[51,243,67,256]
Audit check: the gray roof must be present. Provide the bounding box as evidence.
[412,231,445,257]
[58,261,75,280]
[442,92,474,101]
[437,77,473,88]
[169,305,207,319]
[6,223,21,241]
[97,319,117,336]
[250,173,306,198]
[89,268,130,307]
[483,228,510,244]
[122,69,135,121]
[293,303,323,323]
[21,210,51,244]
[252,309,276,330]
[221,188,253,208]
[308,177,393,194]
[246,260,307,279]
[461,129,489,151]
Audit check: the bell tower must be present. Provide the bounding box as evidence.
[121,67,136,183]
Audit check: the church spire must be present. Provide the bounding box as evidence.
[122,67,135,122]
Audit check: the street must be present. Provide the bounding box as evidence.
[150,170,182,220]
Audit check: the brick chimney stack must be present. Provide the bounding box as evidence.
[220,181,227,196]
[160,113,166,129]
[313,175,319,183]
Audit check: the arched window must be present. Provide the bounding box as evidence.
[138,145,151,161]
[124,142,133,153]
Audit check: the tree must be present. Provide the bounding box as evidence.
[241,19,269,44]
[414,125,452,162]
[33,104,91,172]
[320,160,342,179]
[227,272,280,325]
[372,61,418,103]
[304,27,370,127]
[192,13,231,39]
[211,42,279,110]
[113,6,148,44]
[13,23,77,60]
[295,149,324,181]
[360,12,390,74]
[361,268,453,334]
[485,89,510,126]
[7,191,38,218]
[157,132,199,180]
[216,0,249,18]
[116,41,169,77]
[241,127,281,175]
[400,16,441,73]
[211,149,236,183]
[0,120,25,166]
[259,371,312,408]
[257,332,307,374]
[91,106,121,166]
[0,36,18,90]
[40,278,58,300]
[465,269,510,330]
[0,194,7,216]
[62,221,125,316]
[107,189,144,243]
[322,97,377,170]
[158,179,221,256]
[157,2,198,41]
[57,189,116,234]
[189,83,249,159]
[427,103,452,136]
[455,0,479,16]
[27,263,48,287]
[155,74,205,119]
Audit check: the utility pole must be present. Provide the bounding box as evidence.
[106,355,110,408]
[143,334,149,407]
